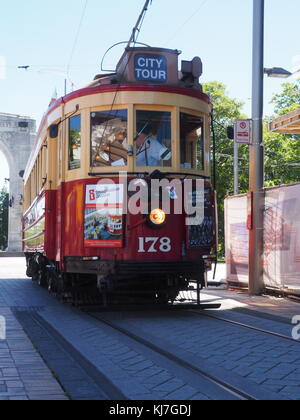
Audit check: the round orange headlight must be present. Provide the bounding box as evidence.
[149,209,166,225]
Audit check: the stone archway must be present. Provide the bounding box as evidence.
[0,113,35,252]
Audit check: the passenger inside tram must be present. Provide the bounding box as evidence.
[135,110,172,167]
[91,111,128,167]
[135,131,172,167]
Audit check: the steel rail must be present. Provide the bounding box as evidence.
[90,312,257,401]
[189,310,297,343]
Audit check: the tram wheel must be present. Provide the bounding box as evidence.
[46,272,56,294]
[36,270,47,288]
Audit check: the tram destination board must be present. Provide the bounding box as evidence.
[134,54,168,83]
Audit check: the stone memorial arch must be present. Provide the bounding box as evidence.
[0,113,35,252]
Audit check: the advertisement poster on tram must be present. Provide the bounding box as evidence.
[84,184,124,248]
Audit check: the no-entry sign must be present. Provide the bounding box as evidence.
[235,119,252,144]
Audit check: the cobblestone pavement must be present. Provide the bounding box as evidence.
[0,307,67,400]
[38,305,215,400]
[0,259,213,400]
[108,309,300,400]
[1,258,300,400]
[0,258,67,400]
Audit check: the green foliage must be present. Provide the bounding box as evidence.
[265,80,300,187]
[0,186,9,250]
[264,126,300,187]
[270,80,300,116]
[203,82,245,256]
[203,80,300,256]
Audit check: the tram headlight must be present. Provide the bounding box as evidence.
[149,209,166,226]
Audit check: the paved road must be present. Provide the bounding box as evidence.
[1,257,300,400]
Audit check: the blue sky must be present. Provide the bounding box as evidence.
[0,0,300,187]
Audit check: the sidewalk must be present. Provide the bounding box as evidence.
[202,288,300,321]
[0,307,68,400]
[0,258,68,400]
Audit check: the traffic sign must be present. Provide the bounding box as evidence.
[235,119,252,144]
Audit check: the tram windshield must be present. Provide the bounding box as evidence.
[91,110,128,167]
[135,110,172,167]
[180,113,204,171]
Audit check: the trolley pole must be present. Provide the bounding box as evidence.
[249,0,265,295]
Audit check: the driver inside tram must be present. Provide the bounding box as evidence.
[135,124,172,167]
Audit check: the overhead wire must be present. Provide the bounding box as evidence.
[66,0,89,78]
[165,0,209,44]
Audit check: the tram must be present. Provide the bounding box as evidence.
[22,46,217,304]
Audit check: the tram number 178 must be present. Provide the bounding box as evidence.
[138,237,172,253]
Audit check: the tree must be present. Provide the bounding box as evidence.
[202,80,300,257]
[270,80,300,116]
[265,80,300,186]
[203,82,246,256]
[264,125,300,187]
[0,186,9,250]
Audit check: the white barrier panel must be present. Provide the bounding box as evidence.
[264,184,300,291]
[225,195,249,285]
[225,183,300,293]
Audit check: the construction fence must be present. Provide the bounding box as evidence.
[225,183,300,294]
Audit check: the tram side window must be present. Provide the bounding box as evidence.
[180,113,204,171]
[91,110,128,167]
[135,111,172,167]
[68,115,81,170]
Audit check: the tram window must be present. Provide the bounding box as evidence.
[91,110,128,167]
[135,111,172,167]
[68,115,81,170]
[180,113,204,171]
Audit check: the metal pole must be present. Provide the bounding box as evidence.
[234,141,239,195]
[211,112,217,190]
[249,0,265,295]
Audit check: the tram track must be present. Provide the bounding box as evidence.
[88,312,281,400]
[188,309,297,343]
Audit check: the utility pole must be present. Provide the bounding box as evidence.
[234,142,239,195]
[249,0,265,295]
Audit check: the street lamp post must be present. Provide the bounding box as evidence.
[248,0,292,295]
[249,0,265,295]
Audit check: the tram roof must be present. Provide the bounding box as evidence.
[269,108,300,134]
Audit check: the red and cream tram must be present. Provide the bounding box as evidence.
[22,47,217,304]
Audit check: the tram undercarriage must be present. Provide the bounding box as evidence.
[25,252,206,306]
